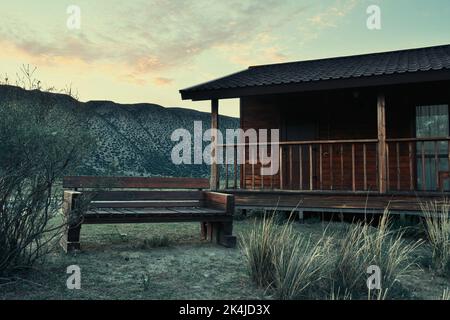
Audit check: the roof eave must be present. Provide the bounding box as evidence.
[180,69,450,101]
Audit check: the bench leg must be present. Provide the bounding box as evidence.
[200,222,207,240]
[205,222,236,248]
[61,224,82,252]
[61,191,83,252]
[205,223,217,242]
[218,222,237,248]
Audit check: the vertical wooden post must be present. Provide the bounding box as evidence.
[309,144,313,190]
[351,143,356,192]
[211,99,219,190]
[61,191,82,252]
[298,210,305,224]
[377,93,387,193]
[279,146,283,189]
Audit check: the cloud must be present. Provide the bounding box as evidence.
[216,33,290,67]
[113,0,306,72]
[308,1,357,27]
[153,77,174,86]
[0,0,306,77]
[298,0,358,45]
[0,0,357,85]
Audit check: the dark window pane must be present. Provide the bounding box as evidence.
[416,105,449,191]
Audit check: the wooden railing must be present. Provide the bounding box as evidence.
[218,137,450,193]
[278,139,378,192]
[386,137,450,192]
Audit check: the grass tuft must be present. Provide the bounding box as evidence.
[441,288,450,300]
[241,213,330,299]
[240,214,280,288]
[331,210,421,298]
[421,199,450,275]
[272,227,330,299]
[242,210,421,299]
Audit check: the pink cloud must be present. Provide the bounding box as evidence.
[153,77,174,86]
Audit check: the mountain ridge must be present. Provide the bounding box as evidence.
[0,84,238,177]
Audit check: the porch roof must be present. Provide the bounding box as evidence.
[180,44,450,101]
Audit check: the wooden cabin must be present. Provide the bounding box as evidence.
[180,44,450,215]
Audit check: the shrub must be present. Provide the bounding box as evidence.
[272,229,330,299]
[0,101,93,275]
[242,210,421,300]
[421,199,450,274]
[331,210,421,298]
[241,214,330,299]
[240,214,280,288]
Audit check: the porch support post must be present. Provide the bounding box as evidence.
[377,93,387,193]
[211,99,219,190]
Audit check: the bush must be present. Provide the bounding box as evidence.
[421,199,450,274]
[331,211,421,298]
[272,228,330,299]
[242,210,421,300]
[0,101,93,275]
[241,214,280,288]
[241,214,330,299]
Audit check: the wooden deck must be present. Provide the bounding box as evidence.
[222,189,447,215]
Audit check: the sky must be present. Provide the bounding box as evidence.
[0,0,449,117]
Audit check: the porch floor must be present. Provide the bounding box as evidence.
[222,189,447,215]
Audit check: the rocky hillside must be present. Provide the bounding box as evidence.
[0,85,238,178]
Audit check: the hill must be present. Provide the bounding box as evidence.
[0,85,238,177]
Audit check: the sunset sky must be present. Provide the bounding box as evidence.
[1,0,449,117]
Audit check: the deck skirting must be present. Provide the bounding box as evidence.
[223,190,448,214]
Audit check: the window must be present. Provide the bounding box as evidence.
[416,104,449,191]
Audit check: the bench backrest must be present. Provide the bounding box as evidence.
[63,176,210,190]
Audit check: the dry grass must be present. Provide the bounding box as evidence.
[331,210,422,298]
[0,218,448,300]
[441,288,450,300]
[421,199,450,274]
[240,214,279,288]
[242,210,422,300]
[272,226,330,299]
[241,214,332,299]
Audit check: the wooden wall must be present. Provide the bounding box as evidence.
[282,89,378,191]
[238,81,450,191]
[240,96,281,188]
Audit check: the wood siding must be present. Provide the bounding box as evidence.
[240,96,281,189]
[238,81,450,192]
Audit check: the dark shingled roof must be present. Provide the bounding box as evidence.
[180,44,450,100]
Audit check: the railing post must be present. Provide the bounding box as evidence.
[279,145,283,189]
[211,99,219,190]
[377,93,387,193]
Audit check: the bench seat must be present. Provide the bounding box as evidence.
[61,176,236,251]
[83,206,231,223]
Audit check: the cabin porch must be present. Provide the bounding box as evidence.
[179,46,450,214]
[213,83,450,214]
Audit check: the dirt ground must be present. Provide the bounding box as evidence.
[0,219,449,300]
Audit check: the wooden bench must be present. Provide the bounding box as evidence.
[61,176,236,252]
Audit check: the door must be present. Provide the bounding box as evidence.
[284,113,318,190]
[416,104,449,191]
